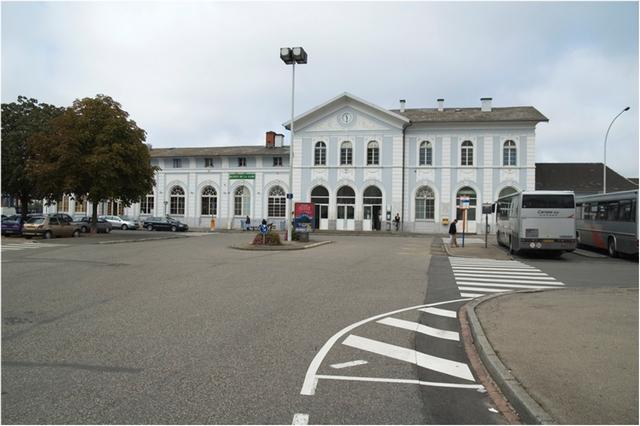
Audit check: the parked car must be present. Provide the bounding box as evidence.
[1,215,28,236]
[76,216,113,234]
[99,215,138,230]
[143,216,189,232]
[22,214,81,239]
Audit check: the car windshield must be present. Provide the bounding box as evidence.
[27,217,45,224]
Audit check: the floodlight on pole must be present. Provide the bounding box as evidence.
[280,46,308,241]
[603,106,630,194]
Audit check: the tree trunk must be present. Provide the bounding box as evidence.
[20,194,30,222]
[91,202,98,234]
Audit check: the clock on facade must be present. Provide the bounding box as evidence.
[339,111,354,125]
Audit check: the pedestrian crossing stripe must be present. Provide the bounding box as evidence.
[1,242,67,252]
[449,257,564,299]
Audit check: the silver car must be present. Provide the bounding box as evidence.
[99,215,138,230]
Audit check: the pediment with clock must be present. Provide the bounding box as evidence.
[283,92,409,134]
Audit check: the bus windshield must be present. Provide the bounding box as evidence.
[522,194,574,209]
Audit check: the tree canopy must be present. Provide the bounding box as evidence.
[28,94,158,227]
[1,96,65,221]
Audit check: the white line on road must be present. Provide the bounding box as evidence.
[330,360,368,369]
[453,273,557,281]
[315,374,485,390]
[453,276,564,285]
[299,298,471,396]
[419,307,457,318]
[292,413,309,425]
[342,335,475,381]
[377,317,459,341]
[458,286,515,293]
[457,281,563,290]
[460,292,485,298]
[451,269,548,276]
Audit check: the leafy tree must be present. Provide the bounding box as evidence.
[29,94,158,232]
[1,96,64,221]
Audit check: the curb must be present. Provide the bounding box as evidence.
[230,240,333,251]
[98,235,189,244]
[464,291,557,425]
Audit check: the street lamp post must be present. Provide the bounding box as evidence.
[280,47,308,241]
[603,106,630,193]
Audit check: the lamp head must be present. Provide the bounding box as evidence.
[280,47,294,65]
[292,46,308,64]
[624,106,630,111]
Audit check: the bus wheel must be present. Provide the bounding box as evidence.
[607,237,618,258]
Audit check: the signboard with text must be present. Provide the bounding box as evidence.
[294,202,315,233]
[229,173,256,180]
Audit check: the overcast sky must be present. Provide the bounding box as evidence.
[2,1,638,177]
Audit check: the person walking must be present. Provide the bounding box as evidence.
[245,215,251,231]
[449,219,459,247]
[393,213,401,231]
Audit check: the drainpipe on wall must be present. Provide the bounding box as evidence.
[401,122,413,233]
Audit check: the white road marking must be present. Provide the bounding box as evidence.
[315,374,484,390]
[458,286,516,293]
[299,298,471,396]
[451,266,538,272]
[460,292,485,298]
[342,335,475,381]
[419,307,457,318]
[457,281,563,290]
[377,317,459,341]
[453,276,564,285]
[330,360,368,369]
[450,259,534,265]
[454,273,557,281]
[451,269,548,276]
[292,413,309,425]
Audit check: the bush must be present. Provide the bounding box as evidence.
[252,230,282,246]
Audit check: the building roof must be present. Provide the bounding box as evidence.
[390,106,549,123]
[150,146,289,158]
[628,178,639,185]
[535,163,639,194]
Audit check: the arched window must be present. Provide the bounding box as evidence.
[419,141,433,166]
[234,186,250,216]
[461,141,474,166]
[336,186,355,204]
[314,142,326,166]
[499,186,518,199]
[141,193,154,214]
[311,186,329,204]
[456,187,477,221]
[201,186,217,215]
[60,195,70,213]
[268,186,286,217]
[363,186,382,205]
[503,140,517,166]
[340,141,353,165]
[415,186,435,220]
[367,141,379,165]
[74,195,86,213]
[170,186,185,215]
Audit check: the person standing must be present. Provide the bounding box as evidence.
[393,213,400,231]
[245,215,251,231]
[449,219,459,247]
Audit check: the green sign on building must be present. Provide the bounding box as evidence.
[229,173,256,180]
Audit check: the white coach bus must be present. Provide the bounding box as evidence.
[495,190,577,255]
[575,190,638,257]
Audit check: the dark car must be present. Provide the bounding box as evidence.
[143,216,189,232]
[76,216,113,234]
[1,215,27,236]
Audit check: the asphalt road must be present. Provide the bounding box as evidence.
[1,232,636,424]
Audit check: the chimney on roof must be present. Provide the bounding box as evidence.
[399,99,406,113]
[481,97,492,112]
[265,131,276,148]
[274,133,284,147]
[437,98,444,112]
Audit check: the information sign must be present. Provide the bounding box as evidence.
[229,173,256,180]
[294,202,315,233]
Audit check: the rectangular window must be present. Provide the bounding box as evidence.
[367,149,379,165]
[273,157,283,167]
[141,195,154,214]
[461,149,473,166]
[173,158,182,168]
[618,199,634,222]
[521,195,574,209]
[268,198,286,217]
[607,202,620,221]
[204,158,214,168]
[238,157,246,167]
[340,148,352,165]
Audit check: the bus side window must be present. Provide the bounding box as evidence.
[618,199,632,222]
[596,203,608,221]
[607,202,619,221]
[582,203,591,220]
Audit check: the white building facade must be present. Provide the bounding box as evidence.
[47,93,548,234]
